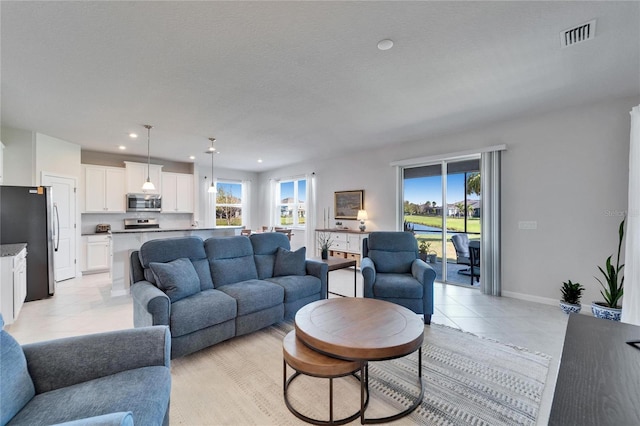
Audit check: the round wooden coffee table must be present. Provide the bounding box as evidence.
[294,298,425,424]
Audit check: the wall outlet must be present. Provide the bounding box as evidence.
[518,221,538,230]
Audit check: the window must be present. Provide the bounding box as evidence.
[278,179,306,227]
[215,181,243,226]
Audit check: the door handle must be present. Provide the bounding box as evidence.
[53,203,60,252]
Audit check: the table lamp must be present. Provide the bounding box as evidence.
[357,210,368,232]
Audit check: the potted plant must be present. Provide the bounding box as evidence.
[317,232,334,260]
[418,240,437,263]
[559,280,584,314]
[592,218,625,321]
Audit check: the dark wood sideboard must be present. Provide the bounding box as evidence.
[549,314,640,425]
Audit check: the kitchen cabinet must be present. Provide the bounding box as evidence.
[82,234,112,274]
[315,229,368,267]
[124,161,163,195]
[161,172,194,213]
[0,246,27,325]
[83,165,126,213]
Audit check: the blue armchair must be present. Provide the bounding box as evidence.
[361,232,436,324]
[0,314,171,425]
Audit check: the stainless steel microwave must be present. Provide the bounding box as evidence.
[126,193,162,212]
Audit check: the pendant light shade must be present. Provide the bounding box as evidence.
[208,137,216,193]
[142,124,155,191]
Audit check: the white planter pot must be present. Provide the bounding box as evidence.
[591,302,622,321]
[559,301,581,315]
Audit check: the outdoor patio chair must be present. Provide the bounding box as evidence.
[361,231,436,324]
[451,234,471,273]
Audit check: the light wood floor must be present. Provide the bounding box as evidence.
[6,270,568,426]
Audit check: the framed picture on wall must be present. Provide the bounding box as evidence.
[334,190,364,220]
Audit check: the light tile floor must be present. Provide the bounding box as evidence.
[6,269,568,426]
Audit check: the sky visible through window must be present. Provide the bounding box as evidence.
[280,180,306,202]
[217,182,242,200]
[404,174,478,205]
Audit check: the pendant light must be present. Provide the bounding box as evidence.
[141,124,155,191]
[208,137,216,193]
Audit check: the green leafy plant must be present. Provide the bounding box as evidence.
[317,232,334,250]
[595,218,625,309]
[560,280,584,305]
[418,240,430,254]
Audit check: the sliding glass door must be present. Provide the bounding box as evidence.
[403,157,481,286]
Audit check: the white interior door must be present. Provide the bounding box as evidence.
[42,173,76,282]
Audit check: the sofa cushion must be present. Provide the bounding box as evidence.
[1,315,36,426]
[149,258,201,303]
[217,280,284,316]
[250,233,290,279]
[7,366,170,426]
[266,275,321,302]
[169,289,237,337]
[138,236,214,290]
[273,247,306,277]
[373,273,423,299]
[205,237,258,286]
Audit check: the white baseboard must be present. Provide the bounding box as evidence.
[110,288,129,298]
[502,291,558,306]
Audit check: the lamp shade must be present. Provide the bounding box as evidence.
[357,210,368,221]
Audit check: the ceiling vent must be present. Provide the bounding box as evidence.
[561,19,596,48]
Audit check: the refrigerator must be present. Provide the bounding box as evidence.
[0,186,55,301]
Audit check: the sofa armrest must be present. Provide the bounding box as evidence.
[53,412,134,426]
[305,259,329,299]
[23,326,171,394]
[412,259,436,318]
[360,257,376,298]
[131,281,171,327]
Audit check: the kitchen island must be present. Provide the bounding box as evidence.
[110,227,239,297]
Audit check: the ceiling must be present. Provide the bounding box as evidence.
[1,1,639,172]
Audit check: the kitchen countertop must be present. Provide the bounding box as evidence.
[110,227,240,235]
[1,243,27,257]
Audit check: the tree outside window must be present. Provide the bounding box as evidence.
[278,179,306,227]
[216,182,243,226]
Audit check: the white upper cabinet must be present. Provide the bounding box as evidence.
[124,161,162,195]
[83,165,126,213]
[162,172,194,213]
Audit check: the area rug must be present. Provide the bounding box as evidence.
[169,322,550,425]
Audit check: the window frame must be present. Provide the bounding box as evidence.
[277,178,306,229]
[214,180,244,227]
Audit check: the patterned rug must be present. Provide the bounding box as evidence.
[170,322,550,425]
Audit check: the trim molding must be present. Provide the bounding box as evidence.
[390,144,506,167]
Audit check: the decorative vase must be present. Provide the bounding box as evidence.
[427,254,437,264]
[321,249,328,260]
[559,301,581,315]
[591,302,622,321]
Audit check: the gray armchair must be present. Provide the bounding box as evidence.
[0,314,171,425]
[361,232,436,324]
[451,233,471,269]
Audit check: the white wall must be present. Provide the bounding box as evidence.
[0,126,36,185]
[35,133,82,184]
[257,95,638,305]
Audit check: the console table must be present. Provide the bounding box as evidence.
[549,314,640,425]
[315,229,368,267]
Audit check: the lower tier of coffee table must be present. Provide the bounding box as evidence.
[283,330,369,425]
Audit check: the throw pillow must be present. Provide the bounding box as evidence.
[273,247,306,277]
[149,258,200,302]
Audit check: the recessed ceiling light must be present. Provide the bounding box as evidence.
[129,133,138,139]
[257,158,263,163]
[189,155,195,160]
[377,39,394,51]
[118,145,126,150]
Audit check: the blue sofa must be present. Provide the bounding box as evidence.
[130,233,328,358]
[0,314,171,426]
